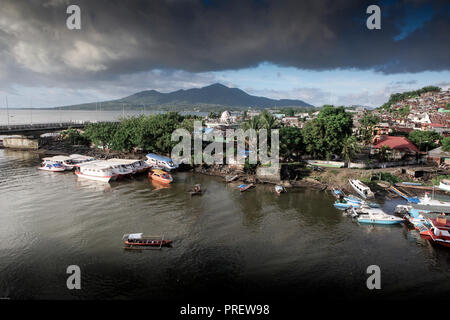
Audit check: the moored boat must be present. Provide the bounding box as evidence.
[149,169,173,184]
[349,179,375,199]
[122,233,172,248]
[419,217,450,247]
[439,179,450,192]
[355,207,404,225]
[38,161,65,172]
[42,155,75,170]
[275,185,286,194]
[238,183,254,192]
[145,153,178,171]
[74,161,118,182]
[70,154,96,166]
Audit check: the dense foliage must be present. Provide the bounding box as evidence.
[302,105,353,159]
[408,130,442,151]
[60,127,90,146]
[82,113,199,154]
[442,137,450,152]
[279,126,304,161]
[358,112,380,145]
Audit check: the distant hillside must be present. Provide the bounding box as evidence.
[59,83,313,111]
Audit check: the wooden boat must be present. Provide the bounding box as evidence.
[376,181,391,188]
[225,175,239,183]
[275,185,286,194]
[238,183,254,192]
[42,155,75,170]
[439,179,450,192]
[149,169,173,184]
[145,153,179,171]
[38,161,66,172]
[189,184,203,196]
[74,161,118,182]
[420,217,450,247]
[355,207,403,225]
[349,179,374,199]
[122,233,172,248]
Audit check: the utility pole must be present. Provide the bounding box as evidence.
[122,103,125,117]
[30,98,33,125]
[5,96,9,126]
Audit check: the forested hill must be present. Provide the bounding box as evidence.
[58,83,314,111]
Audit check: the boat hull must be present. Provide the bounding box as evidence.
[358,218,403,225]
[75,171,114,183]
[38,166,65,172]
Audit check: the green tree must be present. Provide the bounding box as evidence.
[341,135,360,162]
[408,130,442,152]
[259,110,279,130]
[377,145,391,162]
[241,116,261,131]
[61,127,90,146]
[279,126,304,161]
[442,137,450,151]
[83,122,119,149]
[302,105,353,159]
[359,112,380,145]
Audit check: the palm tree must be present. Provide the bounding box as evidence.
[241,115,261,131]
[341,135,360,162]
[260,110,278,130]
[377,145,391,162]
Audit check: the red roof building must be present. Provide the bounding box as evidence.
[372,136,419,153]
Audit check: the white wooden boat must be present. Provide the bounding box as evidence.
[349,179,374,199]
[74,161,118,182]
[69,154,96,165]
[439,179,450,192]
[355,207,403,225]
[42,155,75,170]
[38,161,65,172]
[145,153,178,171]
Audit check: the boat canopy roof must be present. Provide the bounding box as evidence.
[146,153,174,162]
[350,179,370,190]
[152,169,168,175]
[70,154,95,160]
[79,161,113,169]
[128,233,143,239]
[107,159,140,164]
[43,155,72,161]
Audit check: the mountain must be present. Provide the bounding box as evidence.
[59,83,314,110]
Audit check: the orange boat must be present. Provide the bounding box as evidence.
[149,169,173,184]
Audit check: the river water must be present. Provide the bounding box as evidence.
[1,148,450,301]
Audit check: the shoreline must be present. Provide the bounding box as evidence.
[4,138,447,197]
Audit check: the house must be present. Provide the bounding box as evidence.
[372,135,419,159]
[281,116,301,127]
[427,147,450,165]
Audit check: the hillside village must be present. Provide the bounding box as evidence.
[202,86,450,171]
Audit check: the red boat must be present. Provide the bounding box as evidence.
[122,233,172,248]
[419,216,450,247]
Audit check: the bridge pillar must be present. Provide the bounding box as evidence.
[2,136,40,150]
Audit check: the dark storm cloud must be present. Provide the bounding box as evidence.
[0,0,448,88]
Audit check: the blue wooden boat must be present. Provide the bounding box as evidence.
[238,184,254,192]
[356,208,404,225]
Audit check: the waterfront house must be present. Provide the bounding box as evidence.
[372,135,419,160]
[427,147,450,165]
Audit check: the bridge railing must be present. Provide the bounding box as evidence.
[0,120,117,131]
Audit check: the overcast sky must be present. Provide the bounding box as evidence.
[0,0,449,108]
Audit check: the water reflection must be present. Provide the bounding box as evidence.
[2,149,450,300]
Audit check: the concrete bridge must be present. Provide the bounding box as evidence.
[0,121,91,136]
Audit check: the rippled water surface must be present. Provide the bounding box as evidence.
[1,148,450,300]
